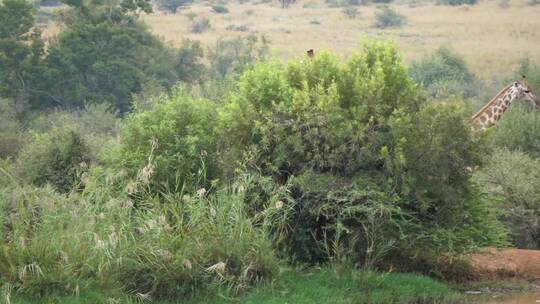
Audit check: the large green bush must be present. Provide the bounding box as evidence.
[157,0,193,13]
[108,88,219,194]
[437,0,477,5]
[0,99,24,158]
[12,0,204,113]
[374,6,406,28]
[27,104,119,160]
[517,58,540,89]
[409,47,477,99]
[219,42,505,265]
[475,149,540,249]
[489,102,540,157]
[0,0,44,108]
[15,127,91,192]
[42,21,168,113]
[207,35,269,78]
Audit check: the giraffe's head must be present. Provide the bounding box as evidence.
[511,77,540,109]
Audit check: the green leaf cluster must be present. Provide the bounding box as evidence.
[108,88,219,193]
[218,42,504,263]
[409,47,477,99]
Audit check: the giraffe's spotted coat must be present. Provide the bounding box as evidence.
[470,81,540,132]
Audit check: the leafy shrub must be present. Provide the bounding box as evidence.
[475,149,540,249]
[25,0,202,114]
[303,1,319,7]
[26,105,118,161]
[191,18,211,33]
[0,0,44,107]
[207,35,269,78]
[437,0,477,5]
[498,0,510,8]
[489,102,540,158]
[35,9,54,25]
[212,4,229,13]
[158,0,193,13]
[516,57,540,90]
[409,47,477,99]
[38,0,60,6]
[107,88,219,194]
[279,0,296,8]
[0,99,24,158]
[374,6,406,28]
[218,43,504,265]
[137,39,205,90]
[185,12,197,20]
[226,24,251,32]
[342,6,359,18]
[15,128,90,192]
[326,0,362,7]
[40,9,175,113]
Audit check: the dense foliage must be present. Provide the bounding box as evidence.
[108,88,220,193]
[219,43,505,265]
[157,0,193,13]
[475,149,540,249]
[1,0,534,298]
[14,127,90,192]
[0,0,205,114]
[409,47,477,99]
[374,6,406,28]
[0,99,24,158]
[0,0,44,109]
[489,102,540,157]
[437,0,477,5]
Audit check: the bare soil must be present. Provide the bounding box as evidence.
[470,248,540,280]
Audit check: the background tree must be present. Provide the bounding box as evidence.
[0,0,45,113]
[33,0,156,112]
[280,0,296,8]
[156,0,193,13]
[409,47,477,99]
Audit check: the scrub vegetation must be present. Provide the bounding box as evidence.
[1,0,539,302]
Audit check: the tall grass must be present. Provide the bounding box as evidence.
[0,176,279,300]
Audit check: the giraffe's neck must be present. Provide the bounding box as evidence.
[471,85,517,132]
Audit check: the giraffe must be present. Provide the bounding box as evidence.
[470,77,540,132]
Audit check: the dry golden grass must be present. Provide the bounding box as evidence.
[44,0,540,79]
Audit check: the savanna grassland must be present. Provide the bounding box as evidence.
[2,0,540,302]
[142,0,540,79]
[42,0,540,79]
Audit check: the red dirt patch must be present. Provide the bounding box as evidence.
[470,248,540,280]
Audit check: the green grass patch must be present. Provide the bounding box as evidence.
[9,268,460,304]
